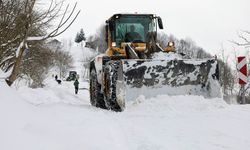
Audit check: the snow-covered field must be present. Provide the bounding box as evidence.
[1,46,250,150]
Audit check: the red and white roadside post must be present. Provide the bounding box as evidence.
[237,56,248,104]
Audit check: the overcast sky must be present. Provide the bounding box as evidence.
[57,0,250,58]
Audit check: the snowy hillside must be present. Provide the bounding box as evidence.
[70,46,96,81]
[1,45,250,150]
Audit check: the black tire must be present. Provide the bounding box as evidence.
[104,62,122,112]
[89,69,106,109]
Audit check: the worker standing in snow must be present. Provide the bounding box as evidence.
[74,79,79,94]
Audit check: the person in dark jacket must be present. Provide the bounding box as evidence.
[74,79,79,94]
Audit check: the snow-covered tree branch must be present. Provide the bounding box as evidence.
[230,30,250,48]
[0,0,80,86]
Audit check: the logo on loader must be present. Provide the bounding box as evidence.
[237,56,248,85]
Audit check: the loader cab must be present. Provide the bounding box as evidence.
[106,14,163,48]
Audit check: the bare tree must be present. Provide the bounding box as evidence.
[21,41,54,88]
[217,46,235,98]
[86,24,107,53]
[157,32,170,48]
[53,49,73,79]
[230,30,250,48]
[157,32,211,59]
[19,40,73,88]
[0,0,80,86]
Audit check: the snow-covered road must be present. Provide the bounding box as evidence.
[1,80,250,150]
[1,46,250,150]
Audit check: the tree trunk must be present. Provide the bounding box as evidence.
[6,46,26,86]
[5,0,36,86]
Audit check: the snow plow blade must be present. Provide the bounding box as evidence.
[112,58,221,108]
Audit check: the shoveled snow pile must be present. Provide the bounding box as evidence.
[128,94,227,113]
[151,51,182,60]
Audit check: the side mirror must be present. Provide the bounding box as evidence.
[158,17,164,29]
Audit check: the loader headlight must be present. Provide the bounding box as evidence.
[112,42,116,47]
[168,41,174,47]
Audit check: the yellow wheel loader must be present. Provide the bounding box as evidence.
[89,14,221,111]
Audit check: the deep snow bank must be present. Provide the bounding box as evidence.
[1,78,250,150]
[126,94,228,114]
[0,82,36,150]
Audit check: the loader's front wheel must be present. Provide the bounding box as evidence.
[89,69,106,109]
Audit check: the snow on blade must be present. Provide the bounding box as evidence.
[121,57,221,102]
[150,51,182,60]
